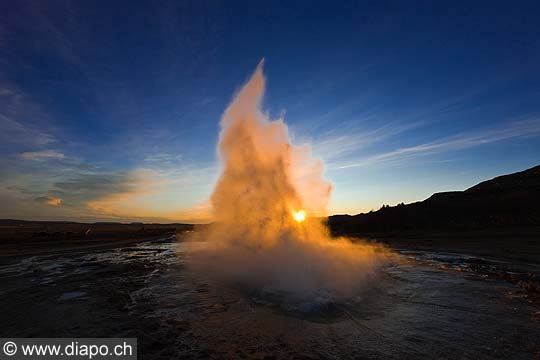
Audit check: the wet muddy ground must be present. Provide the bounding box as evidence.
[1,235,539,359]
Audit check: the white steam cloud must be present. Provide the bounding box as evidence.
[187,61,385,301]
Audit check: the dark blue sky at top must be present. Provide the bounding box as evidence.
[1,0,539,220]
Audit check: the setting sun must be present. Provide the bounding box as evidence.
[293,210,306,223]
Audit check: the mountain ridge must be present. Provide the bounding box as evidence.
[329,165,540,234]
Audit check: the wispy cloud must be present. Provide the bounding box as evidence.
[18,149,65,161]
[35,196,62,206]
[83,164,218,221]
[85,169,166,215]
[2,139,219,222]
[310,120,424,162]
[0,85,56,147]
[338,118,540,169]
[143,153,183,166]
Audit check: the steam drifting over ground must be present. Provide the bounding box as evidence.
[187,61,386,302]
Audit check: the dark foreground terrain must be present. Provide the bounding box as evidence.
[1,231,539,359]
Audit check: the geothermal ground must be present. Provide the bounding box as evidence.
[1,231,539,359]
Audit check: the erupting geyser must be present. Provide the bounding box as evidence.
[188,60,384,301]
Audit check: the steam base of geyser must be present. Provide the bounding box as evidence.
[250,287,340,314]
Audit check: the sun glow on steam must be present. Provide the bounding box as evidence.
[293,210,306,223]
[186,60,386,300]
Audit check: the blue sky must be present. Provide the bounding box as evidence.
[1,1,539,222]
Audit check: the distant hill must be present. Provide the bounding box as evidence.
[0,220,194,246]
[328,165,540,235]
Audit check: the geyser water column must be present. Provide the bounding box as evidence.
[211,60,329,246]
[188,60,383,301]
